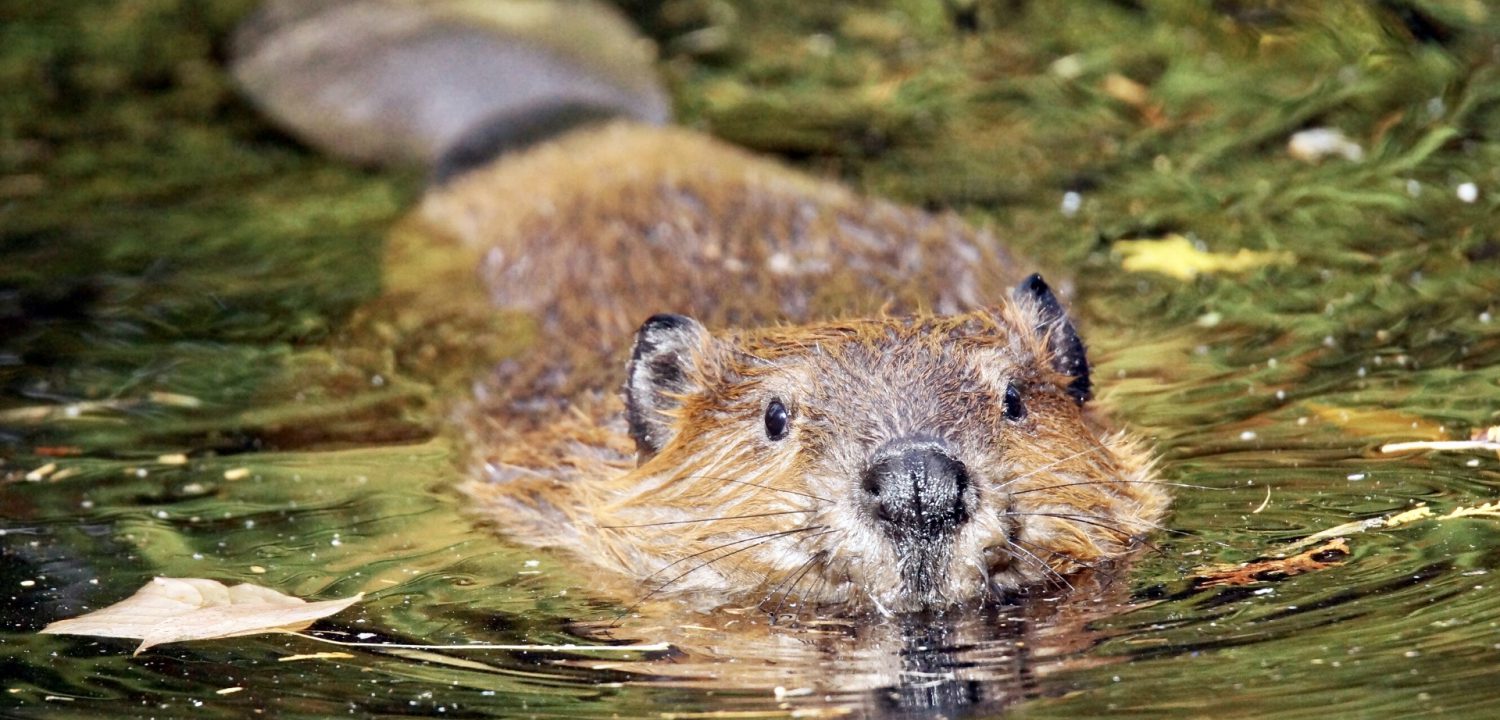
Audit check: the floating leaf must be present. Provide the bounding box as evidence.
[1442,501,1500,521]
[1379,425,1500,457]
[1116,234,1291,280]
[1193,538,1351,588]
[1384,504,1436,527]
[280,651,356,662]
[1280,503,1433,554]
[40,577,362,655]
[1306,403,1447,441]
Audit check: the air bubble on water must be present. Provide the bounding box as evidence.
[1060,191,1082,217]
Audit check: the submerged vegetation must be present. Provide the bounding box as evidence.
[3,0,1496,457]
[3,0,1500,717]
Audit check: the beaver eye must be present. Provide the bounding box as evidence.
[764,400,790,440]
[1003,383,1026,422]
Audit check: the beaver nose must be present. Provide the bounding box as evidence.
[861,443,970,539]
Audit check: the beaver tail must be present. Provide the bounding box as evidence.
[228,0,671,179]
[431,101,622,185]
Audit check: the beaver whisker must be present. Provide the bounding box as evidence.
[1010,535,1100,570]
[1007,507,1172,534]
[764,549,827,621]
[802,573,832,612]
[797,548,850,611]
[638,525,831,584]
[1011,507,1224,544]
[1010,479,1215,496]
[599,509,815,529]
[616,525,831,621]
[676,474,830,504]
[774,554,824,618]
[643,525,831,604]
[1004,511,1164,554]
[998,445,1111,489]
[1001,538,1074,591]
[1013,509,1235,553]
[758,552,818,614]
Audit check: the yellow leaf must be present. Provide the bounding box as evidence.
[40,577,362,655]
[1384,504,1434,527]
[1306,403,1448,441]
[1116,234,1291,280]
[1442,500,1500,521]
[279,651,356,662]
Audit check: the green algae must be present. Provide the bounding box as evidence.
[0,0,423,456]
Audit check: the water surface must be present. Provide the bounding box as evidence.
[4,1,1500,717]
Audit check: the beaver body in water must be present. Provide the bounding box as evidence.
[407,121,1169,614]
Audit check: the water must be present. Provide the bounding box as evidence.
[4,1,1500,717]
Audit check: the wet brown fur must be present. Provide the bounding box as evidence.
[414,122,1168,613]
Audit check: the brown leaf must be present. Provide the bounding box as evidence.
[1192,538,1351,588]
[40,577,362,655]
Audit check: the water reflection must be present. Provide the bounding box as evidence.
[847,610,1031,718]
[566,570,1143,718]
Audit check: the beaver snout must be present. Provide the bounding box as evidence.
[861,439,971,541]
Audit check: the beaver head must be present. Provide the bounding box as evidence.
[607,274,1163,614]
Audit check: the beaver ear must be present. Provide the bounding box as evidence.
[625,313,711,459]
[1013,274,1091,404]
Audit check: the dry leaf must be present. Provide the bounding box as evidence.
[1280,504,1431,554]
[280,651,356,662]
[1101,73,1150,107]
[1116,234,1291,280]
[1306,403,1448,441]
[1226,496,1500,589]
[1385,504,1436,527]
[1442,501,1500,521]
[1193,538,1351,588]
[1100,73,1167,128]
[1380,425,1500,457]
[40,577,362,655]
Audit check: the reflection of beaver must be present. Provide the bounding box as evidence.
[417,121,1170,614]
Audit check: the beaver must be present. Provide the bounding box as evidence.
[396,121,1170,615]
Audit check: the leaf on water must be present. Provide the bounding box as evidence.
[1100,73,1166,127]
[1384,504,1436,527]
[1116,234,1291,280]
[1306,403,1448,441]
[1379,425,1500,456]
[1442,501,1500,521]
[279,651,356,662]
[1193,538,1351,588]
[1205,494,1500,591]
[40,577,362,655]
[1281,503,1432,554]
